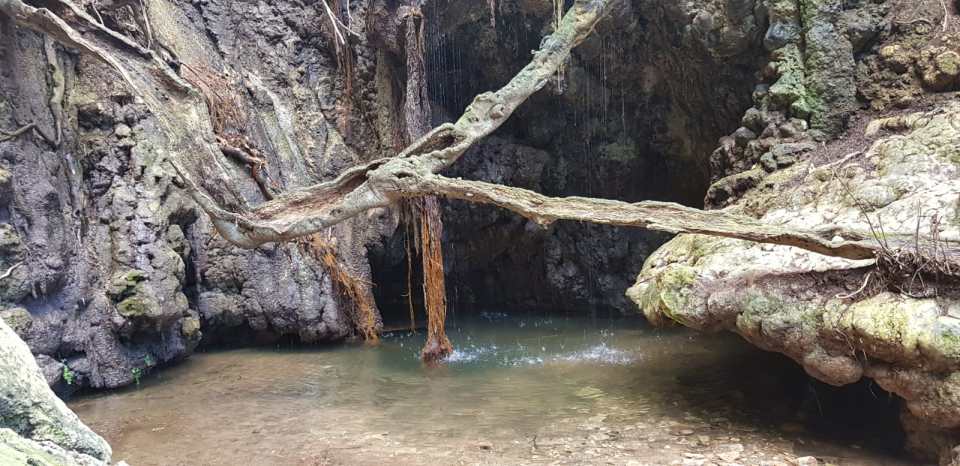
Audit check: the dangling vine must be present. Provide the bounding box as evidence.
[419,196,452,362]
[554,0,566,93]
[303,236,380,343]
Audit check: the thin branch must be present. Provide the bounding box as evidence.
[320,0,347,45]
[837,271,873,299]
[0,262,23,281]
[941,0,950,31]
[0,123,36,142]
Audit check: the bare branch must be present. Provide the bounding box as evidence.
[387,173,918,262]
[0,262,23,281]
[0,123,36,142]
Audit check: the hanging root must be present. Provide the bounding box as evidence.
[873,213,960,298]
[419,196,452,362]
[135,0,153,49]
[405,223,417,332]
[180,63,246,135]
[303,236,380,343]
[180,64,279,199]
[554,0,565,93]
[43,35,65,148]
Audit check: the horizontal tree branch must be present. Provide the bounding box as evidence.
[389,173,910,261]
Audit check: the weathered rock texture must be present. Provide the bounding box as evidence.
[0,320,111,464]
[630,0,960,462]
[0,0,405,389]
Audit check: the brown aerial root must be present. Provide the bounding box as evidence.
[419,196,452,363]
[302,235,380,343]
[181,63,278,199]
[215,135,278,200]
[322,0,356,137]
[872,213,960,299]
[404,218,417,332]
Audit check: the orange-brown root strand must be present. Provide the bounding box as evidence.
[419,196,452,362]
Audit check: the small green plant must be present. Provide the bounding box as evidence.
[131,367,143,386]
[61,362,75,386]
[144,354,155,366]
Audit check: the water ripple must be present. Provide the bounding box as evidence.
[441,343,636,367]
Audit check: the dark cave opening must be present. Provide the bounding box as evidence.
[371,0,759,318]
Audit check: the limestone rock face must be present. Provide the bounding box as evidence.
[630,102,960,461]
[0,320,111,463]
[0,0,402,389]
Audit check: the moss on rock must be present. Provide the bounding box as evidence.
[0,308,32,336]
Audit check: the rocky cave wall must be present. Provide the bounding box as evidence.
[0,0,409,391]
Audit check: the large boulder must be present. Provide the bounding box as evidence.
[0,320,111,463]
[629,103,960,462]
[0,428,106,466]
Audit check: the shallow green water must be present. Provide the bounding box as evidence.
[70,312,916,465]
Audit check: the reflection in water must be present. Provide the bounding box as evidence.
[70,313,914,465]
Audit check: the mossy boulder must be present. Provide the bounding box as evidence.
[630,102,960,461]
[180,315,202,339]
[0,320,111,461]
[107,269,165,320]
[767,45,809,110]
[106,269,148,300]
[919,48,960,92]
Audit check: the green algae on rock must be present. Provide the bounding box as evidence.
[631,101,960,462]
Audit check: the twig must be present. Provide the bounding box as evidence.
[837,271,873,299]
[44,35,65,148]
[138,0,153,48]
[915,202,922,254]
[818,151,861,171]
[320,0,347,45]
[91,3,105,25]
[0,262,23,280]
[0,123,36,142]
[216,136,276,200]
[941,0,950,31]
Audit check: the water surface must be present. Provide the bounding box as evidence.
[71,312,918,465]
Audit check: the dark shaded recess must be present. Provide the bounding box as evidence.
[372,0,757,316]
[670,346,906,458]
